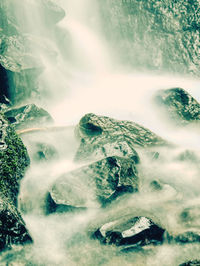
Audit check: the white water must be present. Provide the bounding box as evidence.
[2,0,200,265]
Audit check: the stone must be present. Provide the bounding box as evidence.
[76,113,167,149]
[180,206,200,227]
[93,216,165,247]
[175,231,200,244]
[0,112,32,250]
[155,88,200,125]
[48,156,138,212]
[101,0,200,76]
[75,135,140,163]
[4,104,53,130]
[32,142,58,162]
[179,260,200,266]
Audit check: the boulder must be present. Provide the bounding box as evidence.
[75,113,166,162]
[4,104,53,130]
[155,88,200,125]
[93,216,165,247]
[0,112,32,250]
[48,156,138,212]
[77,113,166,147]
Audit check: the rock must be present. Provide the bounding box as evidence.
[179,260,200,266]
[75,135,140,163]
[175,231,200,244]
[0,112,32,250]
[93,216,165,247]
[0,64,10,104]
[4,104,53,130]
[150,180,163,191]
[48,156,138,212]
[180,206,200,227]
[45,193,86,214]
[155,88,200,125]
[33,142,58,162]
[101,0,200,76]
[75,113,166,162]
[177,150,200,163]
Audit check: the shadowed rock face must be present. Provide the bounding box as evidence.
[154,88,200,125]
[0,113,32,250]
[93,216,165,247]
[48,156,138,212]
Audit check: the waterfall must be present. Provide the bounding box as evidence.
[1,0,200,265]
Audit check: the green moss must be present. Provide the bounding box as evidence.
[0,113,30,205]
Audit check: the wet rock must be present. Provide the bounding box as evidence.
[75,113,166,162]
[179,260,200,266]
[77,113,166,147]
[75,135,140,163]
[33,142,58,162]
[93,216,165,247]
[175,231,200,244]
[49,156,138,212]
[155,88,200,125]
[0,112,32,250]
[4,104,53,130]
[45,193,86,214]
[150,180,163,191]
[102,0,200,76]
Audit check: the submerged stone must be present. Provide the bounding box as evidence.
[4,104,53,130]
[180,206,200,227]
[155,88,200,125]
[0,112,32,250]
[93,216,165,247]
[48,156,138,212]
[32,142,58,162]
[175,231,200,244]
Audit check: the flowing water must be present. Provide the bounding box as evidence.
[2,0,200,265]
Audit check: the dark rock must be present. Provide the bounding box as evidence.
[0,64,10,104]
[175,231,200,244]
[155,88,200,125]
[4,104,53,130]
[150,180,163,191]
[179,260,200,266]
[49,156,138,211]
[0,112,32,250]
[93,216,165,247]
[75,113,166,162]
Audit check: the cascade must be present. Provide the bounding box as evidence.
[0,0,200,265]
